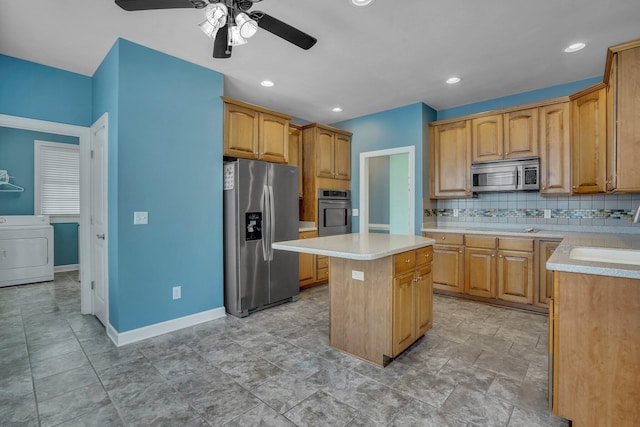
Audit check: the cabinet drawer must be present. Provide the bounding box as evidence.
[394,250,416,275]
[416,246,434,266]
[498,237,534,252]
[317,256,329,269]
[425,233,464,245]
[316,267,329,281]
[465,235,497,249]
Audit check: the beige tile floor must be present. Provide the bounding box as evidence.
[0,272,569,426]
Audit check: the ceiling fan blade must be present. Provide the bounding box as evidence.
[213,24,232,58]
[249,11,317,50]
[115,0,207,11]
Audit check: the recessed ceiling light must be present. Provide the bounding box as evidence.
[446,77,461,85]
[350,0,375,7]
[564,42,586,53]
[332,107,343,113]
[260,80,275,87]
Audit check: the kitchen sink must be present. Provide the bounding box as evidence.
[569,247,640,266]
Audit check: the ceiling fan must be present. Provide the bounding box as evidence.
[115,0,317,58]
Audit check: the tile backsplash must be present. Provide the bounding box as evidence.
[423,192,640,233]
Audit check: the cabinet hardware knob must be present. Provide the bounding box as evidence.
[498,153,502,156]
[491,254,495,257]
[499,255,503,258]
[572,186,576,189]
[404,259,411,263]
[542,186,547,190]
[459,250,463,254]
[441,236,446,240]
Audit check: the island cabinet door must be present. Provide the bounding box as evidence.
[393,271,417,357]
[497,250,534,304]
[415,264,433,337]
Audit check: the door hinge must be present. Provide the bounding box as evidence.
[91,280,95,290]
[90,215,94,225]
[90,150,94,159]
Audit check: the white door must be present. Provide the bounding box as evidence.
[90,115,108,326]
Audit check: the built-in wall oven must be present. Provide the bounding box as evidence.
[318,189,351,236]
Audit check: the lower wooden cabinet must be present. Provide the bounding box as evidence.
[298,230,317,288]
[392,247,434,356]
[465,247,496,298]
[424,233,464,293]
[497,249,534,304]
[536,239,561,307]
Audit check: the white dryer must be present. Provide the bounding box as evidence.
[0,215,54,287]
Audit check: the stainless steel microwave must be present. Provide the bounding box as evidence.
[471,158,540,192]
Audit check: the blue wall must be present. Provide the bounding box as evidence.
[436,76,602,120]
[333,103,437,235]
[0,55,92,126]
[92,39,224,333]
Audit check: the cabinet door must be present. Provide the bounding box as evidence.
[539,103,571,195]
[393,271,416,356]
[432,245,464,293]
[431,121,471,198]
[333,133,351,180]
[316,129,335,178]
[415,264,433,337]
[464,247,496,298]
[504,108,539,159]
[497,250,534,304]
[224,103,259,159]
[615,47,640,192]
[288,127,303,198]
[571,88,607,194]
[537,240,560,307]
[298,231,317,287]
[260,113,289,163]
[472,114,504,162]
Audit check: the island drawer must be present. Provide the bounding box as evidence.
[316,267,328,281]
[317,256,329,269]
[394,250,416,275]
[465,235,497,249]
[498,237,534,251]
[416,246,434,266]
[424,233,464,245]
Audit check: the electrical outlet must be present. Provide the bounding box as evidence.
[453,208,459,217]
[172,286,181,300]
[134,211,148,225]
[352,270,364,281]
[544,209,552,219]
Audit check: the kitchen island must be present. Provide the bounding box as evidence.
[273,233,435,366]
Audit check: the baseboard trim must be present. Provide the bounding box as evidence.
[54,264,80,273]
[106,306,227,347]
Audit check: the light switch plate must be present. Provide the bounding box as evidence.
[352,270,364,281]
[134,211,148,225]
[352,208,359,217]
[172,286,181,300]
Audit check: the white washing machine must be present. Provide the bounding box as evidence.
[0,215,54,287]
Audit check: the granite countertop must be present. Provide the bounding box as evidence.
[421,226,564,239]
[547,233,640,279]
[272,233,435,261]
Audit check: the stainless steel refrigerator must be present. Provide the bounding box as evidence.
[223,159,299,317]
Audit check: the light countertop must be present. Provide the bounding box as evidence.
[421,226,564,239]
[547,233,640,279]
[272,233,435,261]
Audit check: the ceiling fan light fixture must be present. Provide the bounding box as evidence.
[205,3,228,25]
[564,42,586,53]
[235,12,258,39]
[350,0,375,7]
[446,76,462,85]
[229,25,248,46]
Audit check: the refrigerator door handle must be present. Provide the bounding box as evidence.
[268,185,276,261]
[262,185,270,262]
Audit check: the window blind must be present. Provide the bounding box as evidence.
[35,141,80,216]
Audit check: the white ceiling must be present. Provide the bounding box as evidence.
[1,1,639,124]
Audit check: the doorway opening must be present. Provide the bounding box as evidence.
[359,146,415,235]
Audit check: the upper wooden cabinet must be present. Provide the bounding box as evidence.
[472,114,504,162]
[471,109,538,163]
[430,120,472,199]
[571,86,607,194]
[288,126,303,198]
[303,124,351,181]
[606,41,640,192]
[539,102,571,195]
[222,97,291,164]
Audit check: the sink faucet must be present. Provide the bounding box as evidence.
[634,205,640,223]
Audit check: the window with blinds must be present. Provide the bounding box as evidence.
[34,140,80,219]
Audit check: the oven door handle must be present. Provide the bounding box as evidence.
[320,200,349,204]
